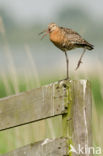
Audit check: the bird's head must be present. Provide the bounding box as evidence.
[39,23,58,39]
[48,23,58,33]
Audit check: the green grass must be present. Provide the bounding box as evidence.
[91,78,103,112]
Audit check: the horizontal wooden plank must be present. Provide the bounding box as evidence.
[0,81,67,131]
[1,137,67,156]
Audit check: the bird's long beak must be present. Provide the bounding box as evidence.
[39,29,49,40]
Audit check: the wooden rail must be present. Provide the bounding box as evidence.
[0,80,92,156]
[0,82,67,131]
[1,138,67,156]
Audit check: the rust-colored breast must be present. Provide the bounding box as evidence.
[49,29,67,51]
[50,30,63,45]
[49,29,75,51]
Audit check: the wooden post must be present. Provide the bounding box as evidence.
[61,80,92,156]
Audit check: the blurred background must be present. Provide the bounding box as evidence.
[0,0,103,155]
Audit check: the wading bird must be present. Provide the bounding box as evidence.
[39,23,94,79]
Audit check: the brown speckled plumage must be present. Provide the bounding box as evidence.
[49,24,93,51]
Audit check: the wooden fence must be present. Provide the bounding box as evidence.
[0,80,92,156]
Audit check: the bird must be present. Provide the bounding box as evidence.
[39,23,94,79]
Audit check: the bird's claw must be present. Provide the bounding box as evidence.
[75,60,83,70]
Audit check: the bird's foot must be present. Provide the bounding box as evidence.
[75,60,83,70]
[64,77,71,81]
[58,77,71,83]
[56,77,71,89]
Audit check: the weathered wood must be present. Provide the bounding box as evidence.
[0,82,67,131]
[62,80,73,154]
[0,79,92,156]
[62,80,92,156]
[1,137,67,156]
[72,80,92,156]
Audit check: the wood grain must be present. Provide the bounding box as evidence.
[72,80,92,156]
[62,80,92,156]
[0,81,67,131]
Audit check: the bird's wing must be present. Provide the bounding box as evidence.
[60,27,94,50]
[60,27,85,44]
[60,27,80,35]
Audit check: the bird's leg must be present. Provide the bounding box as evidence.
[64,51,69,79]
[75,48,86,70]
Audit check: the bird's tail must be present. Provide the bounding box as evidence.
[86,43,94,50]
[76,42,94,50]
